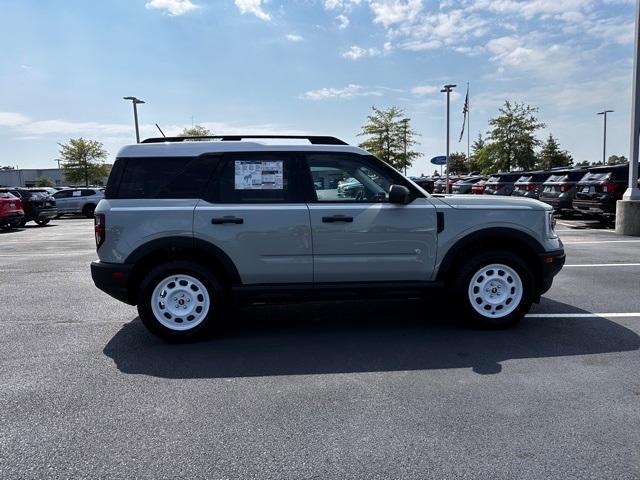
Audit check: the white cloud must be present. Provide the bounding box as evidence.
[341,45,381,59]
[369,0,423,27]
[285,34,304,42]
[234,0,271,21]
[324,0,362,11]
[410,85,439,96]
[300,84,384,100]
[144,0,199,16]
[336,14,350,29]
[0,112,30,127]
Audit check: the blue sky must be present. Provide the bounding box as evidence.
[0,0,636,176]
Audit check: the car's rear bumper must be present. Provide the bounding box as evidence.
[0,212,25,225]
[537,249,565,299]
[91,261,135,305]
[540,196,572,211]
[573,198,616,216]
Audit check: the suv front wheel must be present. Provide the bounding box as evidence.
[137,260,225,340]
[453,250,534,329]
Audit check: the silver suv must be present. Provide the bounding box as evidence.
[53,188,104,218]
[91,135,565,340]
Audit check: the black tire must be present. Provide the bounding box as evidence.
[82,204,96,219]
[35,218,50,226]
[137,260,227,341]
[452,249,534,329]
[18,220,27,227]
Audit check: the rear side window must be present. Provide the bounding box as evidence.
[114,157,215,199]
[81,189,96,196]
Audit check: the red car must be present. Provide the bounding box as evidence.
[471,180,486,194]
[0,192,25,230]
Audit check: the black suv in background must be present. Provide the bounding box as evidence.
[573,164,629,221]
[511,171,552,199]
[0,188,57,226]
[451,176,486,194]
[484,173,521,195]
[538,168,588,215]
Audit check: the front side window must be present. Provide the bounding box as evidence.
[305,154,396,202]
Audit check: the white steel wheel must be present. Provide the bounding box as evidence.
[467,263,523,319]
[151,274,211,331]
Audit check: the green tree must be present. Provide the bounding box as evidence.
[575,160,591,168]
[358,106,422,171]
[485,101,546,172]
[180,125,212,137]
[537,134,573,170]
[35,175,55,187]
[469,133,486,172]
[448,152,468,175]
[607,155,628,165]
[59,138,109,187]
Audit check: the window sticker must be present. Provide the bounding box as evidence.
[234,161,284,190]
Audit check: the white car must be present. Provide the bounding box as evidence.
[53,188,104,218]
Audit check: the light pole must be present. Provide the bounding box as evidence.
[441,84,456,193]
[123,96,145,143]
[597,110,614,164]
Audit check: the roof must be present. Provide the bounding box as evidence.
[118,137,369,158]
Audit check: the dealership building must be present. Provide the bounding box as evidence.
[0,168,70,188]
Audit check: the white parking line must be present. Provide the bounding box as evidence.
[563,240,640,244]
[0,251,95,257]
[526,313,640,318]
[564,263,640,267]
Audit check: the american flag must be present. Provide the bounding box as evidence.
[459,86,469,142]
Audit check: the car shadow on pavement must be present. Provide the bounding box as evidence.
[103,298,640,378]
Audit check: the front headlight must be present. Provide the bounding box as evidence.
[545,211,558,239]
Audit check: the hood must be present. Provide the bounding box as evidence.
[436,194,551,211]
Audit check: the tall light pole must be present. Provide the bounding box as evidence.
[441,84,456,193]
[123,96,145,143]
[597,110,614,164]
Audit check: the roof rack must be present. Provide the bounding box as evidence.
[140,135,349,145]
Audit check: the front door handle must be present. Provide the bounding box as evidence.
[322,215,353,223]
[211,216,244,225]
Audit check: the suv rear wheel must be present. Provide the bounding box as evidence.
[137,260,225,341]
[453,250,534,328]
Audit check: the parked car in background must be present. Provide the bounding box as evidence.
[412,176,435,193]
[511,171,552,199]
[433,176,461,194]
[538,168,588,215]
[573,164,630,222]
[484,173,521,196]
[0,192,24,230]
[0,188,57,226]
[451,176,486,194]
[53,188,104,218]
[471,179,486,194]
[34,187,59,196]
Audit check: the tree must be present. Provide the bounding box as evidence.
[469,133,486,172]
[180,125,212,137]
[358,106,422,171]
[35,176,55,187]
[537,134,573,170]
[59,138,109,187]
[484,101,546,172]
[575,160,591,168]
[607,155,628,165]
[448,152,468,175]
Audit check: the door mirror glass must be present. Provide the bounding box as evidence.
[389,185,410,204]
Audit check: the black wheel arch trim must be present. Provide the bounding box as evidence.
[124,236,242,285]
[436,227,546,281]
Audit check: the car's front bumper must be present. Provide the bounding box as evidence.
[537,248,566,299]
[91,261,135,305]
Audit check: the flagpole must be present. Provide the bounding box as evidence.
[467,82,471,172]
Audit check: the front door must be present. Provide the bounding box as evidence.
[303,153,438,283]
[193,152,313,285]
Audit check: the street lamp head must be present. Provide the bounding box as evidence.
[441,84,457,93]
[597,110,614,115]
[123,96,145,104]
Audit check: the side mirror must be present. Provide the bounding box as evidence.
[388,184,411,204]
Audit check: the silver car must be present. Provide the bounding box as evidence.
[90,135,565,340]
[53,188,104,218]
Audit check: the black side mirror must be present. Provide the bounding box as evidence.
[388,184,411,204]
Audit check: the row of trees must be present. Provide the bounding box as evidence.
[357,102,627,176]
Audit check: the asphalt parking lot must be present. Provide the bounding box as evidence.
[1,218,639,479]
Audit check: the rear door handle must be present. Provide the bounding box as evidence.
[211,216,244,225]
[322,215,353,223]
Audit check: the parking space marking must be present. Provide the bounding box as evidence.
[0,251,95,257]
[526,313,640,318]
[563,240,640,244]
[564,263,640,267]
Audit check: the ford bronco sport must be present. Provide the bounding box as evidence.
[91,135,565,340]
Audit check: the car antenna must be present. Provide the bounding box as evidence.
[155,123,166,138]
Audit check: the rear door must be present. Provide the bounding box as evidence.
[53,190,73,212]
[302,153,438,283]
[193,152,313,285]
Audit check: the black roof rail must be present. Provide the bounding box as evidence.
[140,135,349,145]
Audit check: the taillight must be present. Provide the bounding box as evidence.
[604,182,616,193]
[527,183,536,191]
[560,183,570,192]
[94,213,105,249]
